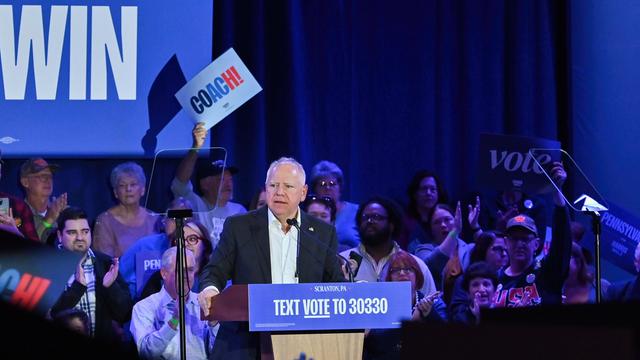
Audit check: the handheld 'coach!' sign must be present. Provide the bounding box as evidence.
[175,48,262,129]
[478,133,561,194]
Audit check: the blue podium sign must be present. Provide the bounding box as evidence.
[248,282,411,332]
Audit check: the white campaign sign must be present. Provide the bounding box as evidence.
[175,48,262,129]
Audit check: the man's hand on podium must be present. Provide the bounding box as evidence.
[198,287,220,317]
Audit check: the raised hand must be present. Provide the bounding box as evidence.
[453,201,463,234]
[412,291,441,320]
[102,257,119,288]
[46,193,68,224]
[549,161,567,188]
[191,122,208,149]
[341,257,358,280]
[0,207,18,232]
[467,196,481,230]
[495,206,518,231]
[469,292,481,321]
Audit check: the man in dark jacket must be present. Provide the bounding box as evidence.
[51,206,133,343]
[606,241,640,302]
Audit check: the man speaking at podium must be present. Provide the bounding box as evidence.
[198,157,345,359]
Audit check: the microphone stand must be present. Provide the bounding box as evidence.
[586,211,603,303]
[167,209,193,360]
[287,218,355,282]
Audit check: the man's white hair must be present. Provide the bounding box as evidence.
[265,157,306,185]
[161,246,195,272]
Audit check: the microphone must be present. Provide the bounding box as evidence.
[287,217,355,282]
[286,218,302,279]
[349,251,363,277]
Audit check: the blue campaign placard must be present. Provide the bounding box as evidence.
[135,250,162,296]
[248,282,411,332]
[477,133,561,194]
[583,201,640,274]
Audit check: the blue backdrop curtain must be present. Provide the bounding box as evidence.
[211,0,570,207]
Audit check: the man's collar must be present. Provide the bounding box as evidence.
[79,249,96,265]
[267,207,301,226]
[160,285,197,304]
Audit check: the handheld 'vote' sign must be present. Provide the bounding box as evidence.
[175,48,262,129]
[477,133,561,194]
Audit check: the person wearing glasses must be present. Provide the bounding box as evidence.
[138,220,213,300]
[119,197,194,299]
[310,160,360,250]
[468,231,510,272]
[130,247,218,360]
[449,231,508,322]
[414,202,476,297]
[364,250,446,360]
[19,157,68,243]
[340,196,436,296]
[302,194,336,225]
[493,162,571,307]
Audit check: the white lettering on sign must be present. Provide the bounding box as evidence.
[348,297,388,315]
[489,150,551,174]
[273,299,300,316]
[0,5,137,100]
[302,298,331,318]
[143,259,161,271]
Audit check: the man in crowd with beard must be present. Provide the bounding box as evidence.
[51,206,133,343]
[340,196,436,295]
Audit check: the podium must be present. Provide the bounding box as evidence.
[205,282,411,360]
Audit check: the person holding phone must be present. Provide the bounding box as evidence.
[0,150,38,241]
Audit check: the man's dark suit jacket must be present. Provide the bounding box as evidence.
[51,251,133,343]
[605,274,640,302]
[199,206,345,360]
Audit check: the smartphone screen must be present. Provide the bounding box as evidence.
[0,197,9,216]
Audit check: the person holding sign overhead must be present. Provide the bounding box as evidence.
[171,122,246,248]
[197,157,345,360]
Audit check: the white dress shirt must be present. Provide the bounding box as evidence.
[268,208,300,284]
[130,287,218,360]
